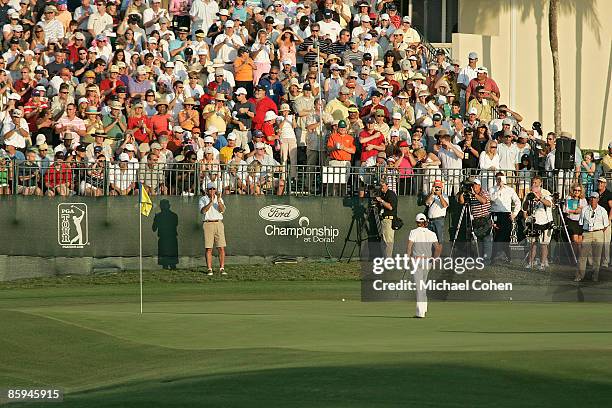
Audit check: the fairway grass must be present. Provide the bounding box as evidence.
[2,273,612,407]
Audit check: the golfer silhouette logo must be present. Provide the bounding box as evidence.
[57,203,89,248]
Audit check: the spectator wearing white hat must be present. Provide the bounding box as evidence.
[457,51,479,112]
[199,181,227,275]
[230,87,254,149]
[323,63,344,101]
[592,176,612,268]
[399,15,420,45]
[109,153,138,196]
[577,191,610,281]
[245,141,284,196]
[196,135,220,161]
[219,133,239,164]
[212,20,244,66]
[465,66,500,109]
[389,111,410,141]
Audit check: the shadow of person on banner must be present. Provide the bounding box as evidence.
[152,199,179,270]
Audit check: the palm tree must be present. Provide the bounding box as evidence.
[548,0,561,134]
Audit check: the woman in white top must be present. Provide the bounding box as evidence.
[251,29,273,85]
[277,103,297,180]
[479,140,500,190]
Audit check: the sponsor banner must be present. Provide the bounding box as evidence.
[0,196,420,258]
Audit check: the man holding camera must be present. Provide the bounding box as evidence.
[489,172,521,263]
[523,176,553,269]
[375,180,398,258]
[425,179,449,243]
[457,178,493,263]
[199,182,227,276]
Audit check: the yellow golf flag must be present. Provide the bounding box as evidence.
[140,183,152,217]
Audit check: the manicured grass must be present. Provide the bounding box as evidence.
[1,269,612,407]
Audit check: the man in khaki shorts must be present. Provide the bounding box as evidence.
[199,182,227,276]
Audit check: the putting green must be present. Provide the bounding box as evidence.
[2,281,612,407]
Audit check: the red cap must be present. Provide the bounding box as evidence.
[433,180,443,187]
[398,141,409,147]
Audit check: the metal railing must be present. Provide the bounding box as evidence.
[1,159,606,200]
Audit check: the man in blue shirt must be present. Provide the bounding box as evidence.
[258,67,284,106]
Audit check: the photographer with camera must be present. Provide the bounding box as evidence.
[425,179,449,243]
[375,180,398,257]
[523,176,554,269]
[457,178,493,263]
[489,172,521,263]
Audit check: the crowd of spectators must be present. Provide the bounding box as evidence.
[0,0,609,198]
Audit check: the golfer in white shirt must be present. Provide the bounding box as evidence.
[406,213,442,318]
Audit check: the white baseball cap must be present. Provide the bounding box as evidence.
[119,153,130,161]
[468,107,478,115]
[235,87,247,95]
[264,111,277,122]
[203,136,215,143]
[415,213,427,222]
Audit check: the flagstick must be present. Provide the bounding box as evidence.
[139,186,143,315]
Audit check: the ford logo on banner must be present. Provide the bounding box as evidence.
[259,205,300,222]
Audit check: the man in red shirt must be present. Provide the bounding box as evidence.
[100,65,126,102]
[23,90,49,130]
[66,32,86,63]
[359,116,385,164]
[465,66,500,107]
[387,3,401,28]
[14,67,37,104]
[250,85,278,130]
[359,91,390,121]
[150,100,172,138]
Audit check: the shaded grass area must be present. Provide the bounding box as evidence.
[0,262,361,290]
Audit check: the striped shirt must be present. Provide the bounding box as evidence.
[470,190,492,218]
[298,36,333,66]
[331,41,349,59]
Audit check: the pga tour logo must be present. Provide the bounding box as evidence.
[57,203,89,248]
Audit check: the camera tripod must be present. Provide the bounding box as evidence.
[339,199,381,262]
[449,199,480,258]
[550,201,578,264]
